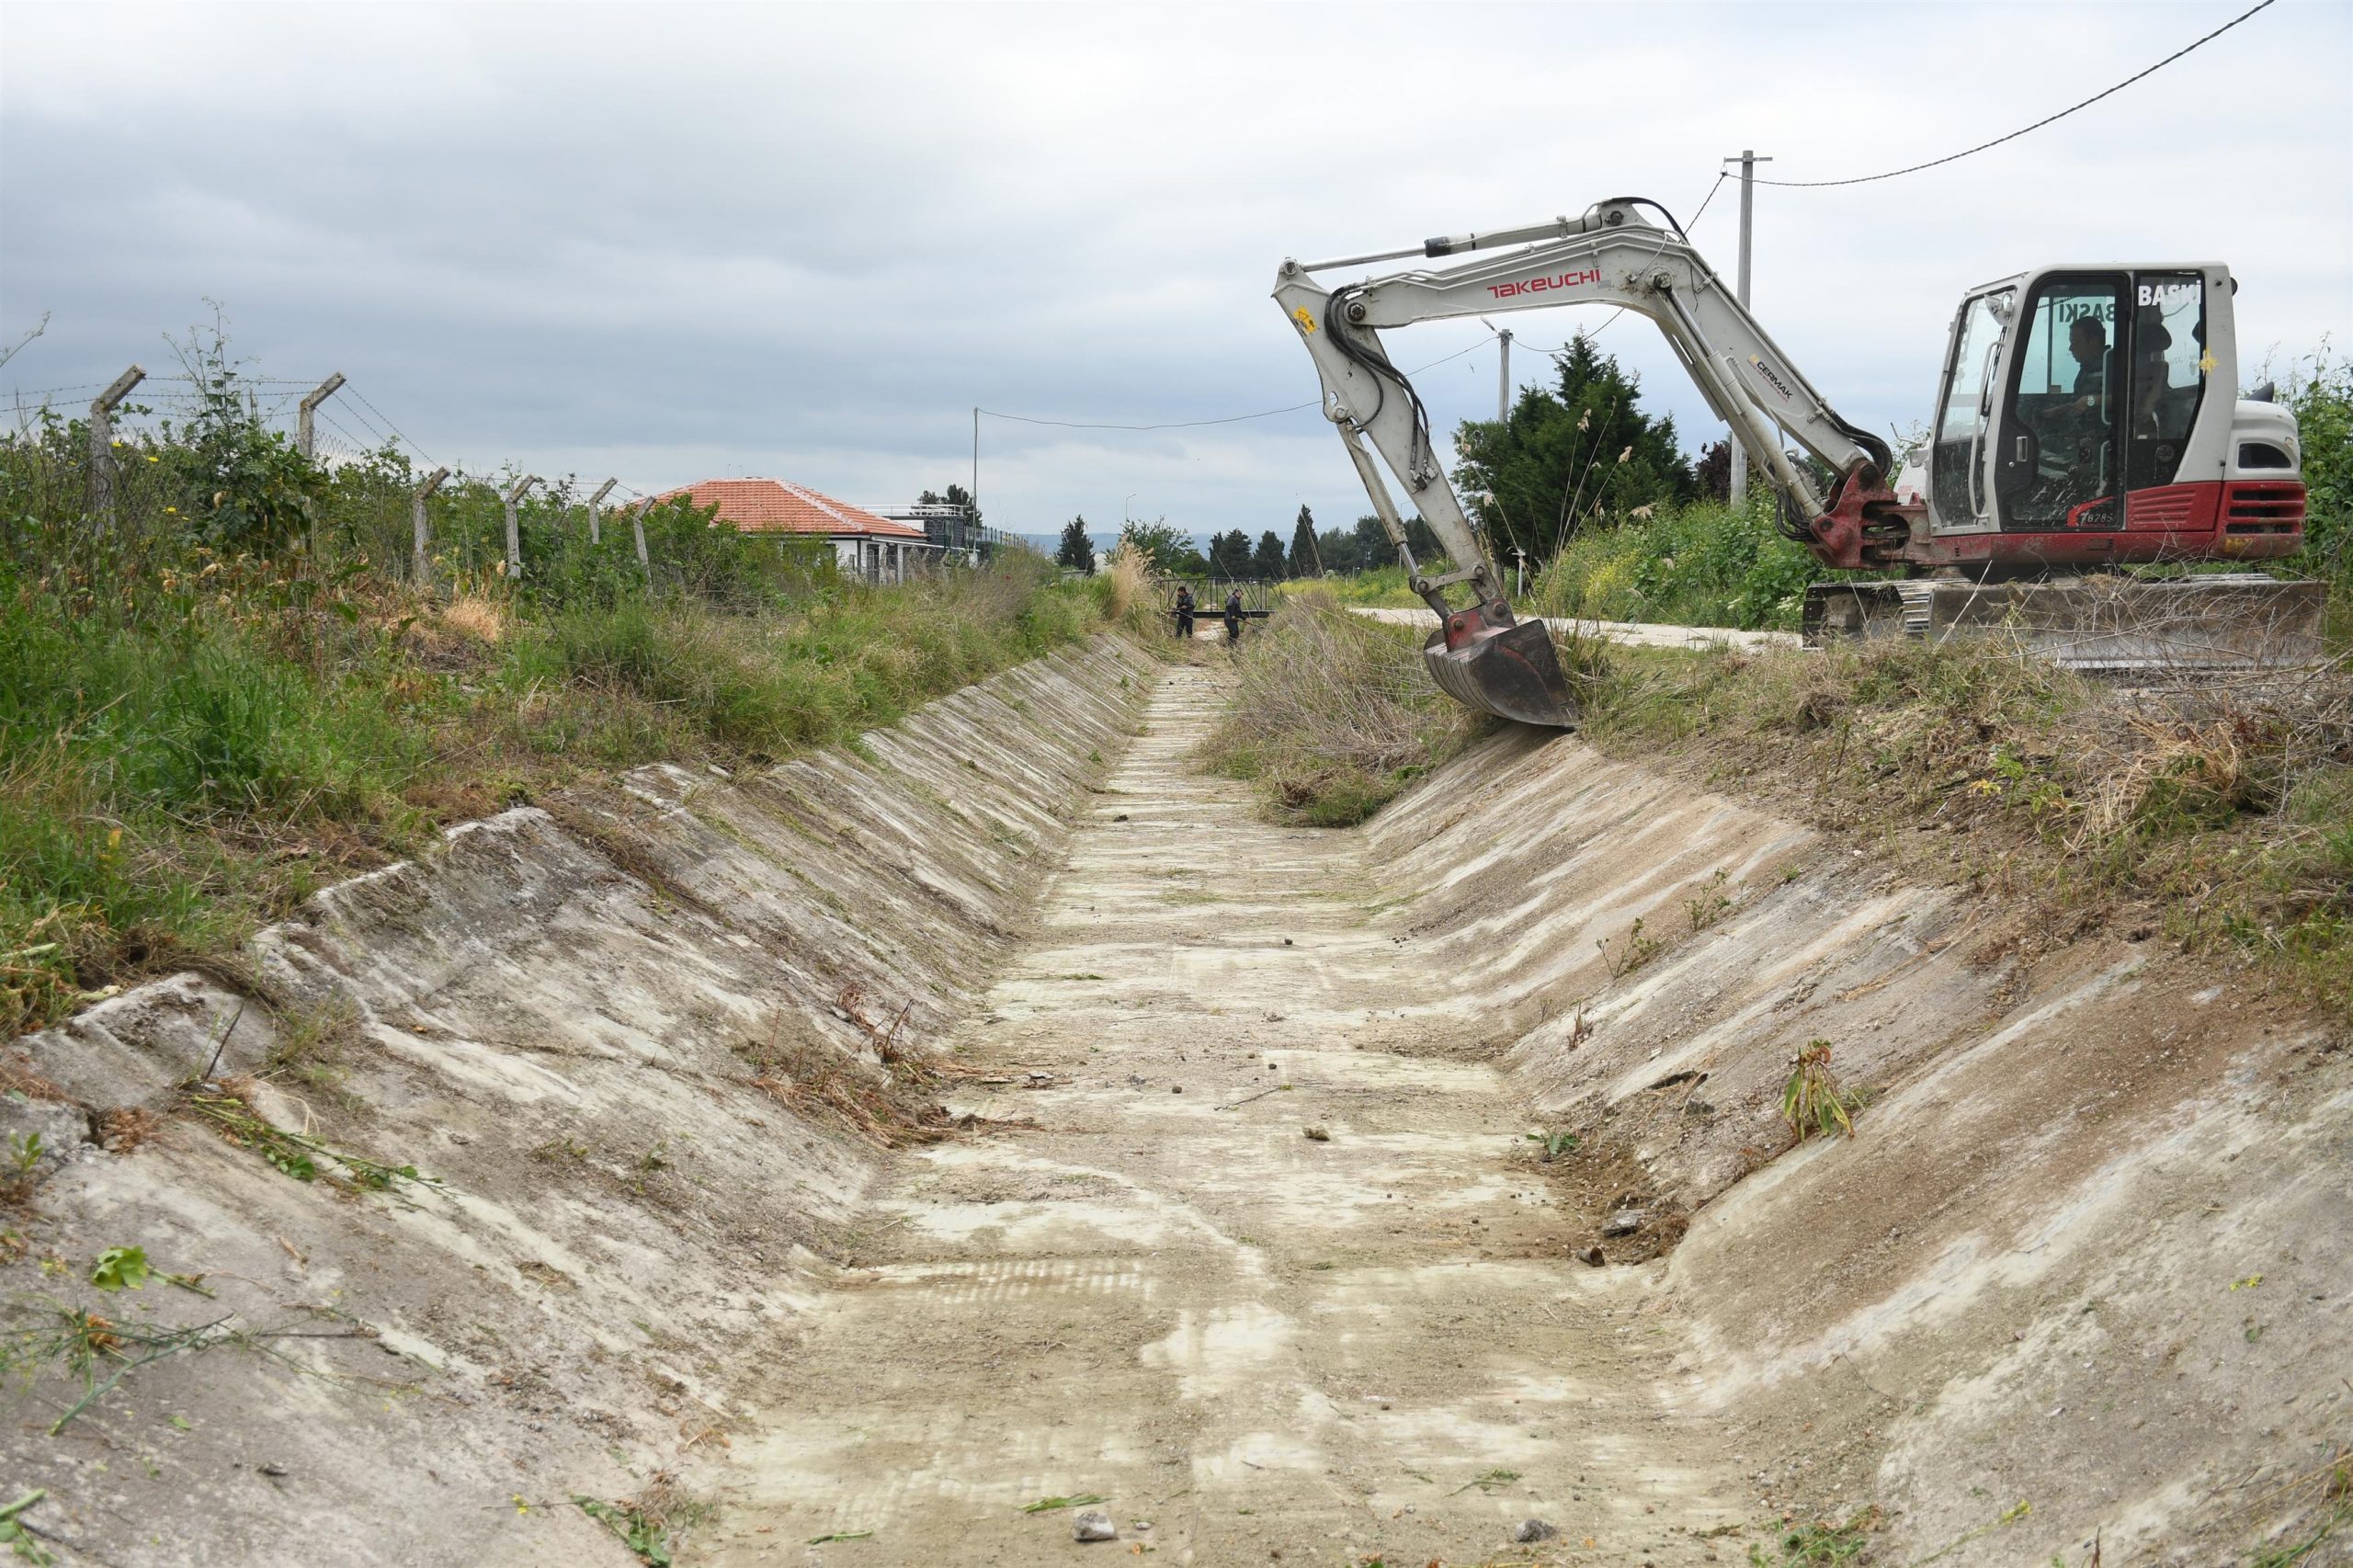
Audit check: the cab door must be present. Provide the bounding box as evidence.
[1927,289,2011,532]
[1994,274,2128,530]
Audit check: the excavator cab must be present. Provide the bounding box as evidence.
[1926,265,2303,560]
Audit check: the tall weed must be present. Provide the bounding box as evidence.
[1201,592,1485,825]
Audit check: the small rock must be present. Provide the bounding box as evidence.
[1513,1518,1559,1543]
[1302,1126,1330,1142]
[1113,813,1131,822]
[1071,1508,1117,1542]
[1601,1208,1646,1238]
[1281,937,1293,946]
[1131,1519,1152,1531]
[1171,1085,1183,1094]
[1576,1245,1606,1267]
[257,1462,290,1478]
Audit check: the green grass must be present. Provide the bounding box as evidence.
[1270,563,1433,609]
[1526,494,1835,631]
[0,412,1109,1035]
[1746,1512,1878,1565]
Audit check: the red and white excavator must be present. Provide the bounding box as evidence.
[1274,197,2321,726]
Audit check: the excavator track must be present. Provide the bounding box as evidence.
[1803,574,2328,672]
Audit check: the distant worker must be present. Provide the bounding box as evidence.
[1223,587,1244,644]
[1173,583,1195,640]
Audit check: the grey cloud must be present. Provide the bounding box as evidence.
[4,1,2346,538]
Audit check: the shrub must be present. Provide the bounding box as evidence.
[1529,495,1829,631]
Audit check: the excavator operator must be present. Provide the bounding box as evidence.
[2067,315,2113,413]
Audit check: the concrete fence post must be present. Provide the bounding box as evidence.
[87,364,146,531]
[296,372,346,460]
[411,466,451,583]
[503,475,540,578]
[585,477,616,546]
[632,499,654,577]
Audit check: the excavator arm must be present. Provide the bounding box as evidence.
[1274,198,1903,725]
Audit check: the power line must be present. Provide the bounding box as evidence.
[979,333,1500,432]
[1756,0,2277,188]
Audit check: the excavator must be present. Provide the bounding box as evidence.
[1273,197,2321,726]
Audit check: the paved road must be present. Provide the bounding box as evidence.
[699,665,1738,1566]
[1354,605,1800,652]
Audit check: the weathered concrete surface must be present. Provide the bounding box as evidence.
[0,637,1154,1568]
[1370,726,2352,1564]
[8,635,2342,1565]
[694,665,1745,1566]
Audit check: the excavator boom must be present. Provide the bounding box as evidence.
[1274,199,1899,727]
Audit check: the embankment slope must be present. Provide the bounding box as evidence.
[0,638,1153,1567]
[1370,724,2349,1563]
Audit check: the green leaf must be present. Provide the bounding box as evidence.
[90,1246,151,1293]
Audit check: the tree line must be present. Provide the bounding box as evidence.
[1049,334,1722,580]
[1057,505,1449,580]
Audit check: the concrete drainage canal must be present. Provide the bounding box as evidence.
[3,640,2346,1566]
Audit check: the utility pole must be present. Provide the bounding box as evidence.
[502,475,540,578]
[296,372,346,460]
[1722,148,1770,507]
[971,406,980,516]
[411,466,450,582]
[1496,328,1512,423]
[87,364,145,531]
[585,478,616,546]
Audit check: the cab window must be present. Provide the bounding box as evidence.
[1930,290,2009,524]
[2124,271,2207,493]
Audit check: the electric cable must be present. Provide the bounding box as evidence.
[977,334,1497,432]
[1755,0,2277,187]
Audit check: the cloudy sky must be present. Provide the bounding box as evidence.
[4,1,2347,541]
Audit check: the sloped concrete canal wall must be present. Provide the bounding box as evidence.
[1,637,1154,1567]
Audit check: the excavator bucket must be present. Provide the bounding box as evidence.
[1422,612,1580,729]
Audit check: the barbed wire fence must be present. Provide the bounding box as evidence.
[0,364,984,602]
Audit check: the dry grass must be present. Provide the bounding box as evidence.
[1585,635,2353,1014]
[1201,591,1489,825]
[438,589,509,644]
[741,1006,961,1150]
[1101,540,1150,624]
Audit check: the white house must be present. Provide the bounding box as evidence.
[653,477,936,582]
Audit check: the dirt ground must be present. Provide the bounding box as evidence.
[694,665,1749,1567]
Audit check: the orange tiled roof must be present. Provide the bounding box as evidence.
[652,478,926,540]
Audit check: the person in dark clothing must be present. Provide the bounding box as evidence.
[1172,584,1195,640]
[1222,588,1244,644]
[2068,316,2112,413]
